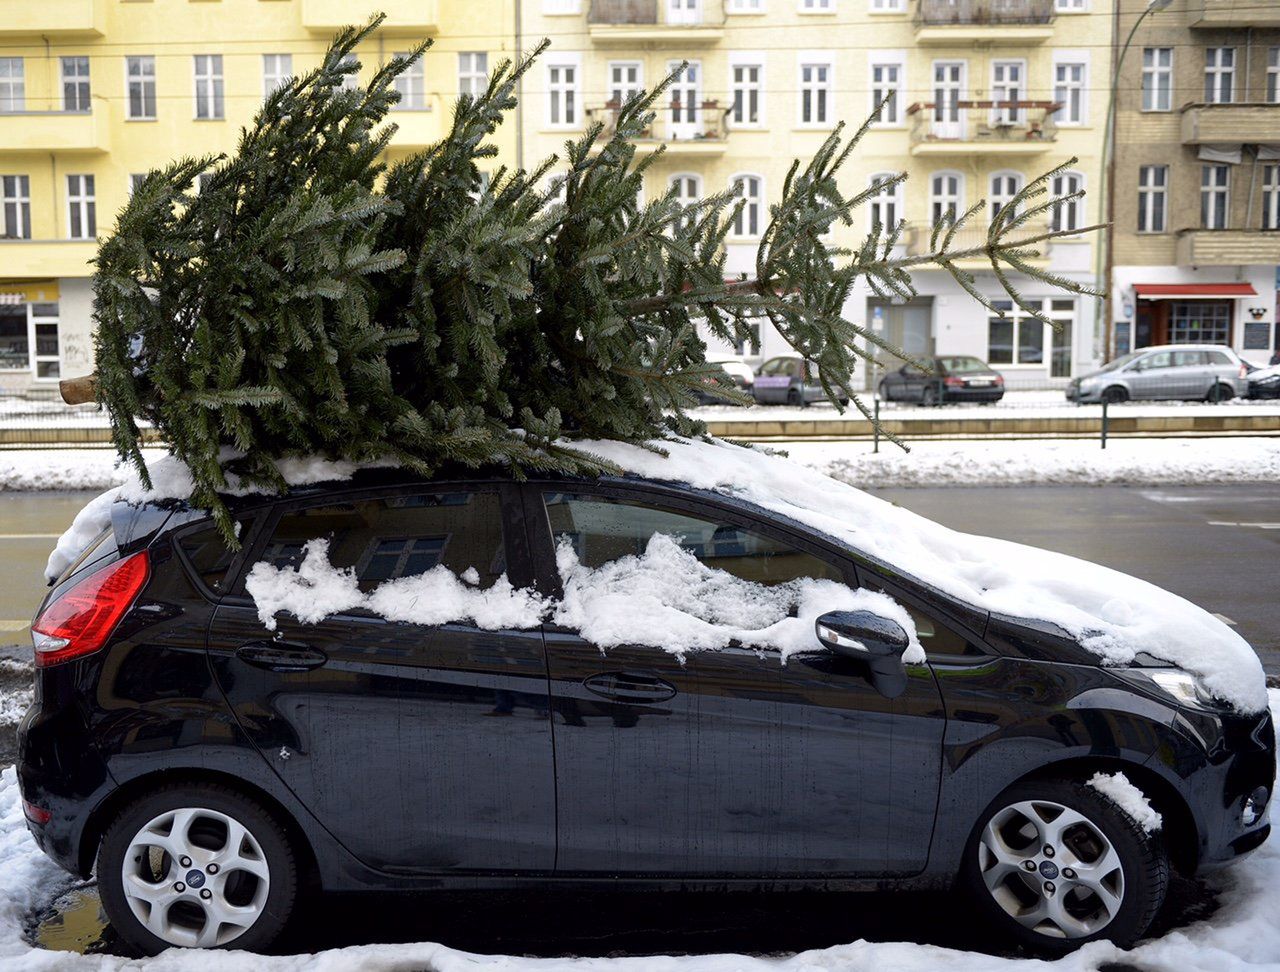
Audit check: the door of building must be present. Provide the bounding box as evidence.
[866,300,934,389]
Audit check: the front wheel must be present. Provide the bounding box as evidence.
[962,778,1168,954]
[98,783,298,955]
[1101,386,1128,405]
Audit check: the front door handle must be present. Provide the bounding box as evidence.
[582,671,677,704]
[236,641,328,673]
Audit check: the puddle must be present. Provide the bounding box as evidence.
[29,883,125,956]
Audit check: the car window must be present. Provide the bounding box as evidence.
[1136,351,1173,371]
[862,578,978,657]
[543,493,844,586]
[901,362,925,377]
[759,358,785,376]
[938,356,989,375]
[261,491,506,594]
[1205,350,1232,366]
[1173,351,1205,367]
[177,521,247,593]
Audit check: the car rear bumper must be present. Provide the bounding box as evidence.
[942,387,1003,403]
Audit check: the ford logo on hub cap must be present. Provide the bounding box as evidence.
[186,869,206,888]
[1038,860,1060,880]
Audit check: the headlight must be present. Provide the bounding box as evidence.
[1115,667,1225,711]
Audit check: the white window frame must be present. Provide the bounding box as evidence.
[1263,165,1280,231]
[61,56,91,113]
[1054,0,1086,10]
[125,55,156,120]
[867,172,900,233]
[729,53,764,128]
[730,173,764,238]
[1051,170,1084,233]
[869,52,905,127]
[193,54,224,120]
[0,58,25,113]
[988,298,1068,370]
[990,170,1023,223]
[1052,52,1088,127]
[797,0,833,11]
[1141,48,1172,113]
[542,0,581,12]
[929,170,964,225]
[1,175,31,240]
[1268,48,1279,104]
[1201,164,1230,230]
[869,0,905,10]
[608,60,643,108]
[338,54,360,92]
[393,51,426,109]
[459,52,488,99]
[66,173,96,241]
[26,302,62,381]
[797,54,834,127]
[991,59,1025,126]
[128,173,147,197]
[1205,47,1236,105]
[546,56,581,128]
[1137,164,1167,233]
[263,53,293,100]
[726,0,765,11]
[670,172,701,231]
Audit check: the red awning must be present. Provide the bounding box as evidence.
[1133,283,1258,299]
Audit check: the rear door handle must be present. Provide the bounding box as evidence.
[236,641,328,673]
[582,671,677,704]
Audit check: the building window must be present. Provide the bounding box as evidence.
[1201,164,1230,229]
[1,175,31,240]
[263,54,293,99]
[66,174,96,240]
[799,59,832,126]
[870,61,901,124]
[799,0,833,10]
[459,52,488,99]
[1051,171,1083,232]
[730,175,763,237]
[1055,0,1086,8]
[669,60,701,135]
[61,57,90,112]
[1205,48,1235,105]
[1138,164,1167,232]
[989,299,1072,369]
[393,52,425,109]
[609,61,642,107]
[193,54,224,120]
[727,0,764,10]
[870,0,904,10]
[0,304,27,371]
[1170,301,1231,345]
[1269,48,1279,103]
[670,173,700,230]
[31,302,60,378]
[128,173,147,196]
[0,58,24,113]
[930,171,962,224]
[126,56,156,119]
[547,61,578,127]
[1054,62,1085,125]
[868,173,899,232]
[991,61,1023,125]
[730,62,762,126]
[543,0,581,11]
[990,172,1022,223]
[1263,165,1280,231]
[1141,48,1172,112]
[1048,299,1075,378]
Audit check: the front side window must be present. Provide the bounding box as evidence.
[1205,47,1235,104]
[126,56,156,119]
[262,491,507,595]
[731,174,763,237]
[1141,48,1172,112]
[730,62,761,126]
[1054,62,1085,125]
[1138,164,1167,233]
[799,60,831,125]
[1201,164,1230,229]
[393,52,425,109]
[547,61,578,126]
[193,54,224,120]
[61,56,90,112]
[0,57,24,113]
[1051,171,1083,232]
[263,54,293,99]
[459,52,488,99]
[870,61,901,124]
[1,175,31,240]
[66,174,96,240]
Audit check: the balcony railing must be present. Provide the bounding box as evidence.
[916,0,1053,25]
[586,101,729,150]
[1190,0,1280,28]
[1181,103,1280,145]
[1176,229,1280,266]
[907,101,1059,152]
[300,0,439,34]
[587,0,725,42]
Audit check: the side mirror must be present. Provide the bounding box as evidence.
[815,610,910,699]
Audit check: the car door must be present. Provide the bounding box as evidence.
[753,357,790,403]
[524,483,946,877]
[1128,350,1173,399]
[206,483,556,874]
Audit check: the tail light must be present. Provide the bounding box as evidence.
[944,376,964,387]
[994,375,1005,385]
[22,798,52,826]
[32,550,150,668]
[1240,363,1249,379]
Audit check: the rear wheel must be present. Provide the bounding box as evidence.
[1205,382,1234,403]
[786,388,802,407]
[98,783,297,955]
[877,381,892,402]
[921,385,939,406]
[963,778,1168,954]
[1101,386,1128,405]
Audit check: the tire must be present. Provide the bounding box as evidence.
[786,388,802,407]
[1100,386,1128,405]
[877,381,892,402]
[962,778,1168,955]
[921,385,939,406]
[98,783,298,955]
[1205,382,1234,403]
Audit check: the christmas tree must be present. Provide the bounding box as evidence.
[86,17,1100,540]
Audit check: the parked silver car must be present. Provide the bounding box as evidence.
[1066,344,1248,404]
[751,355,849,407]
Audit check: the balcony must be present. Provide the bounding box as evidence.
[1176,230,1280,267]
[914,0,1055,45]
[0,0,103,37]
[0,108,109,155]
[904,220,1052,270]
[906,101,1058,156]
[1190,0,1280,28]
[381,100,444,156]
[1181,103,1280,145]
[587,0,725,46]
[585,101,729,155]
[301,0,438,35]
[0,241,97,278]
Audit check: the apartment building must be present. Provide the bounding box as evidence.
[0,0,516,392]
[1110,0,1280,365]
[527,0,1109,387]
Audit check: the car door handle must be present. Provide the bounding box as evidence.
[582,671,677,704]
[236,641,328,673]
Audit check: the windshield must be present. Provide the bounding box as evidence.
[938,356,991,375]
[1096,351,1142,374]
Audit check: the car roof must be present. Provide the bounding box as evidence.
[1135,344,1235,353]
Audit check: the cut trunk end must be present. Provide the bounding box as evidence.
[59,374,97,405]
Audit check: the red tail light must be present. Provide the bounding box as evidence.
[32,551,150,668]
[994,375,1005,385]
[22,798,51,826]
[1240,363,1249,379]
[944,376,964,387]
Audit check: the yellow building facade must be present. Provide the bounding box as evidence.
[0,0,517,391]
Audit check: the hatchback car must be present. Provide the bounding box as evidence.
[19,469,1274,956]
[751,355,849,407]
[878,356,1005,405]
[1246,363,1280,400]
[1067,345,1248,404]
[695,353,756,405]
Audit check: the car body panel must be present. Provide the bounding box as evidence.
[879,357,1004,405]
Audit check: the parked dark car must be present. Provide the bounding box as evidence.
[19,470,1274,956]
[751,355,849,407]
[878,356,1005,405]
[1246,363,1280,400]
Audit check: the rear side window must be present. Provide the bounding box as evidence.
[177,524,239,593]
[1173,350,1205,367]
[1206,350,1232,366]
[262,491,505,593]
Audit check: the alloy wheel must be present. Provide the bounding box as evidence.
[977,799,1125,940]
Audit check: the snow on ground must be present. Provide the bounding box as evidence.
[1,691,1277,971]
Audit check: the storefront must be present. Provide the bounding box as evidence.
[1126,283,1262,354]
[0,282,61,389]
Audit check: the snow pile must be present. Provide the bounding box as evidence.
[1088,772,1163,834]
[245,539,548,633]
[554,534,923,663]
[581,438,1269,713]
[43,487,118,583]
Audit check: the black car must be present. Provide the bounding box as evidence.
[1246,364,1280,400]
[18,470,1274,956]
[878,355,1005,405]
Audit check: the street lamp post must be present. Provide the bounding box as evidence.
[1096,0,1174,363]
